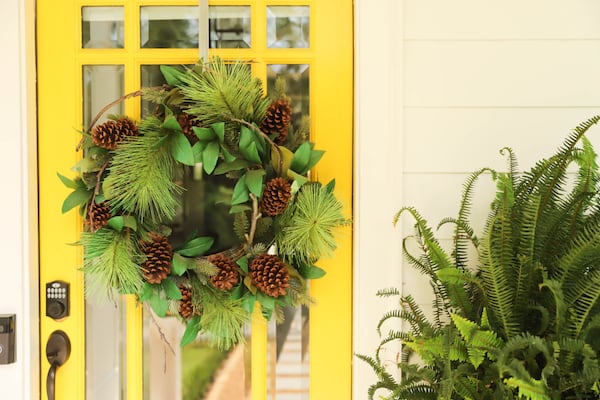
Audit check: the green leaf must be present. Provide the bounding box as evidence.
[106,215,137,232]
[71,157,101,173]
[163,115,182,132]
[212,122,225,142]
[230,284,246,300]
[304,149,325,174]
[162,278,182,300]
[229,204,252,214]
[193,126,217,141]
[245,169,266,197]
[271,145,294,175]
[177,237,214,257]
[62,188,92,213]
[257,292,275,320]
[57,172,81,189]
[192,141,205,163]
[242,294,256,314]
[325,179,336,193]
[214,159,251,175]
[160,65,186,86]
[299,264,327,279]
[231,175,250,205]
[202,141,220,174]
[181,315,201,347]
[287,170,309,189]
[171,131,195,166]
[221,146,236,162]
[149,294,169,317]
[290,142,311,173]
[138,282,154,301]
[240,127,261,164]
[172,253,193,275]
[236,256,248,273]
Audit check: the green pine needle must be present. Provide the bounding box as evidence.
[180,58,271,127]
[81,229,143,298]
[103,119,182,223]
[198,286,248,350]
[277,183,347,264]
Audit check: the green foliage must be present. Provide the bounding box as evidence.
[61,57,347,350]
[359,116,600,399]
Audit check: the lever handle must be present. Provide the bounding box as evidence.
[45,330,71,400]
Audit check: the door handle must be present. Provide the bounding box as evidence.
[45,330,71,400]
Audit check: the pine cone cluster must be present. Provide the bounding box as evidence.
[87,201,112,231]
[260,177,292,216]
[261,98,292,144]
[177,112,200,143]
[178,285,198,319]
[91,117,139,150]
[208,254,239,291]
[249,254,290,298]
[140,234,173,284]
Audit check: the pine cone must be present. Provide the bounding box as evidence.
[140,234,173,284]
[261,98,292,144]
[91,120,121,150]
[87,201,111,231]
[177,113,200,143]
[208,254,239,291]
[249,254,290,298]
[116,117,139,138]
[260,177,292,216]
[91,118,138,150]
[178,285,198,319]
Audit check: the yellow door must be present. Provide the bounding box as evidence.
[38,1,352,399]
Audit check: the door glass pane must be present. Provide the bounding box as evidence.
[82,6,124,49]
[140,64,252,400]
[266,6,310,48]
[268,306,309,400]
[140,6,199,48]
[209,6,251,48]
[267,64,310,132]
[83,64,126,400]
[143,309,252,400]
[265,64,310,399]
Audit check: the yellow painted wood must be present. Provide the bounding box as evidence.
[38,1,353,399]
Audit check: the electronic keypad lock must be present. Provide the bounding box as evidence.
[0,314,15,364]
[46,281,69,320]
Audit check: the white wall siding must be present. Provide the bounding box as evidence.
[0,0,37,399]
[355,1,600,398]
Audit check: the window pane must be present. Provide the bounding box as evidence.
[267,64,310,133]
[83,65,124,128]
[209,6,251,48]
[82,7,124,49]
[141,6,199,48]
[267,6,309,48]
[83,64,126,399]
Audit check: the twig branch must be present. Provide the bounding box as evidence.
[144,304,176,373]
[245,193,261,247]
[229,117,284,175]
[77,85,171,151]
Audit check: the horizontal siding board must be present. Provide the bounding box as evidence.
[404,41,600,107]
[403,108,600,173]
[405,0,600,40]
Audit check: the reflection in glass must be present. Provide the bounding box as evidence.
[83,64,126,399]
[83,65,124,129]
[142,310,252,399]
[267,306,310,400]
[141,6,199,48]
[209,6,251,48]
[82,7,124,48]
[267,64,310,133]
[267,6,309,48]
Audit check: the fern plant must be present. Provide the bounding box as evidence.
[359,116,600,400]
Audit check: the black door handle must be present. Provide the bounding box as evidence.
[46,330,71,400]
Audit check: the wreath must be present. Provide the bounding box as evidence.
[60,58,347,349]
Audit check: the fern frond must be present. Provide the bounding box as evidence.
[377,287,401,297]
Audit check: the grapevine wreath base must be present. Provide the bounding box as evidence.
[60,58,347,349]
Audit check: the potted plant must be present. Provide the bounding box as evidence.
[359,117,600,399]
